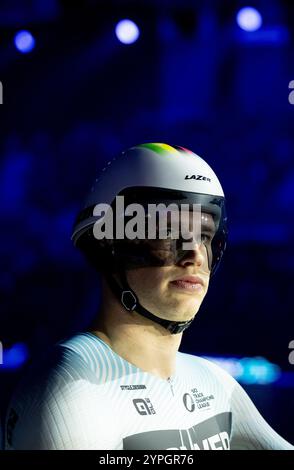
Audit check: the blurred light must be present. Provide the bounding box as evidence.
[236,7,262,32]
[115,19,140,44]
[14,30,35,53]
[203,355,281,385]
[0,343,29,370]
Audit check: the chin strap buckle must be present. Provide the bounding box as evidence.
[166,317,194,334]
[121,290,137,311]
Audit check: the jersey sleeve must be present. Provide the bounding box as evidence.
[5,346,113,450]
[199,357,293,450]
[229,378,293,450]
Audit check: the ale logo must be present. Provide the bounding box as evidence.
[133,398,156,415]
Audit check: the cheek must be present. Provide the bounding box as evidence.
[147,268,171,287]
[128,268,170,292]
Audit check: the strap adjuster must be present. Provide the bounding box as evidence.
[166,317,194,334]
[121,290,137,311]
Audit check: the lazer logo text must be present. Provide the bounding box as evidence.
[185,175,211,182]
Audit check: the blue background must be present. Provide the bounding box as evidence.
[0,0,293,445]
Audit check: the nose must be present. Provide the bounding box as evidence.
[177,242,206,268]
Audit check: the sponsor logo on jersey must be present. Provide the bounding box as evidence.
[167,431,230,451]
[120,384,147,390]
[133,398,156,415]
[182,388,215,412]
[183,393,195,412]
[123,412,232,450]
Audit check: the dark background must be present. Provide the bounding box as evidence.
[0,0,293,445]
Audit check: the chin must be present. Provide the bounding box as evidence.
[176,296,202,308]
[163,301,201,320]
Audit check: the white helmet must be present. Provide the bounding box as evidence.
[72,143,227,334]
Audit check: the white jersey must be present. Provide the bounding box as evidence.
[4,333,293,450]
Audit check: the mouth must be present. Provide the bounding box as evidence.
[169,275,205,293]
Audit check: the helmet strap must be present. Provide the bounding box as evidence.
[104,265,195,335]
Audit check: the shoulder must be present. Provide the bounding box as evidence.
[5,334,107,449]
[9,333,107,409]
[177,351,238,394]
[28,333,101,387]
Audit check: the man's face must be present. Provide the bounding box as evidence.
[126,211,213,324]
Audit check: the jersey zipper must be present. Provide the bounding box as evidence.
[167,377,175,397]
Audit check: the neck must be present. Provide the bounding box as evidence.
[89,280,182,380]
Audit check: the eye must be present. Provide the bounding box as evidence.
[201,233,212,244]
